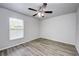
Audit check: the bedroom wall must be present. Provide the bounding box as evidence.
[40,13,76,45]
[76,8,79,53]
[0,8,39,50]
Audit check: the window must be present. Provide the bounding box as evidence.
[9,17,24,40]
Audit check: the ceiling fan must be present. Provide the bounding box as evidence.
[28,3,53,17]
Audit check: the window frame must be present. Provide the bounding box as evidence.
[9,17,24,40]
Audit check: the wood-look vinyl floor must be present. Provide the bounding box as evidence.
[0,38,78,56]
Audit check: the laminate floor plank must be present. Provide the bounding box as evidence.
[0,38,78,56]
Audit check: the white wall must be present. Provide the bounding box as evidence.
[40,13,76,45]
[0,8,39,50]
[76,8,79,53]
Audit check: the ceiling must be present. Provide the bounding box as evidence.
[0,3,79,20]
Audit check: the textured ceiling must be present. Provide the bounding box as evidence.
[0,3,79,20]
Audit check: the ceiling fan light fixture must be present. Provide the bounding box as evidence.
[38,12,41,17]
[28,3,53,18]
[38,12,44,17]
[41,13,44,16]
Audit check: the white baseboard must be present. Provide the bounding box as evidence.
[0,37,38,51]
[75,45,79,54]
[0,36,76,51]
[40,35,75,46]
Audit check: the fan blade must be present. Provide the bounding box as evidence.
[33,13,38,16]
[45,11,53,13]
[43,3,47,6]
[28,8,37,11]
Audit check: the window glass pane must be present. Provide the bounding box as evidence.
[9,17,24,40]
